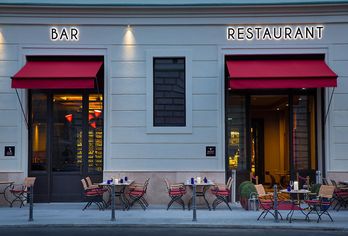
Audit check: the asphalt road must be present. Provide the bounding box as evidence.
[0,227,346,236]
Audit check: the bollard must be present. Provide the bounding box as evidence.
[273,184,279,223]
[29,186,34,221]
[111,183,116,221]
[192,183,197,222]
[316,170,321,184]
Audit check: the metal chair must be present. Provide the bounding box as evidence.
[128,178,150,210]
[305,185,335,223]
[81,179,106,210]
[211,177,232,211]
[163,178,186,210]
[9,177,36,208]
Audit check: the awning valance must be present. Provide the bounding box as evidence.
[11,61,103,89]
[227,59,337,89]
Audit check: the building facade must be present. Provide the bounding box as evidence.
[0,0,348,204]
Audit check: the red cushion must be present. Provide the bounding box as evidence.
[215,191,230,196]
[305,200,320,204]
[129,191,144,196]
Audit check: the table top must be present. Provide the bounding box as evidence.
[340,181,348,184]
[0,181,14,185]
[280,189,311,194]
[184,180,214,186]
[98,180,134,186]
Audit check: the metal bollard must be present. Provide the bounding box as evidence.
[273,185,279,223]
[316,170,321,184]
[29,186,34,221]
[192,184,197,222]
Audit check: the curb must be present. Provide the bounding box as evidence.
[0,223,347,231]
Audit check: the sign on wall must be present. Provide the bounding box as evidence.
[50,27,80,41]
[4,146,15,156]
[226,25,324,41]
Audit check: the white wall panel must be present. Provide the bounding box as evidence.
[333,94,348,110]
[0,44,18,61]
[0,110,20,127]
[192,61,218,78]
[192,94,218,111]
[110,77,145,95]
[110,61,145,78]
[333,111,348,127]
[333,127,348,143]
[0,94,18,109]
[0,77,12,93]
[334,76,348,94]
[110,94,146,111]
[332,144,348,160]
[332,44,348,61]
[109,143,217,159]
[110,110,145,127]
[0,127,18,142]
[110,45,217,61]
[110,127,218,144]
[330,61,348,77]
[192,78,218,94]
[192,111,218,127]
[0,61,18,76]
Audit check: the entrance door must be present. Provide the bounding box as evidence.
[51,94,83,201]
[29,92,103,202]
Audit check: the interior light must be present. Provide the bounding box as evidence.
[88,114,94,121]
[94,109,102,118]
[90,121,97,129]
[285,104,289,107]
[299,97,302,101]
[65,114,73,123]
[276,107,280,111]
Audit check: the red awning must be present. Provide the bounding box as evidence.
[227,59,337,89]
[11,61,103,89]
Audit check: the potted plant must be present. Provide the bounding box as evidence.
[239,181,256,210]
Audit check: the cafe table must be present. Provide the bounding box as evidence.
[280,189,311,223]
[98,180,134,221]
[185,179,215,221]
[0,181,14,206]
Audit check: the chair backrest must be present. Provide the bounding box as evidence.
[86,176,93,187]
[24,177,36,188]
[318,185,335,199]
[322,178,330,185]
[81,179,88,191]
[255,184,266,196]
[163,178,170,191]
[330,179,338,188]
[226,177,233,191]
[250,172,259,185]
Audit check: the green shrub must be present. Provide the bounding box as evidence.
[239,181,257,210]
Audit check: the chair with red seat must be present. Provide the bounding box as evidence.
[211,177,232,210]
[305,185,335,223]
[128,178,150,210]
[10,177,36,208]
[81,179,105,210]
[255,184,283,220]
[164,178,186,210]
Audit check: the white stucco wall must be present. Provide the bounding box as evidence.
[0,4,347,180]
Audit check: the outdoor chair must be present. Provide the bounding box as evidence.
[163,178,186,210]
[211,177,232,210]
[297,172,310,191]
[9,177,36,208]
[81,178,106,211]
[255,184,283,220]
[330,179,348,211]
[304,185,335,223]
[128,178,150,210]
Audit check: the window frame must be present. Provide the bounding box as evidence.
[146,50,192,133]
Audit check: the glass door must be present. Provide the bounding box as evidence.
[51,94,84,201]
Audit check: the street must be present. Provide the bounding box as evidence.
[0,227,346,236]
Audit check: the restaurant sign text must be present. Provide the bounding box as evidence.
[226,25,324,41]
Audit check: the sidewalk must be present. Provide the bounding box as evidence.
[0,203,347,231]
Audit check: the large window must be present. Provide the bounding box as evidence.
[153,57,186,127]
